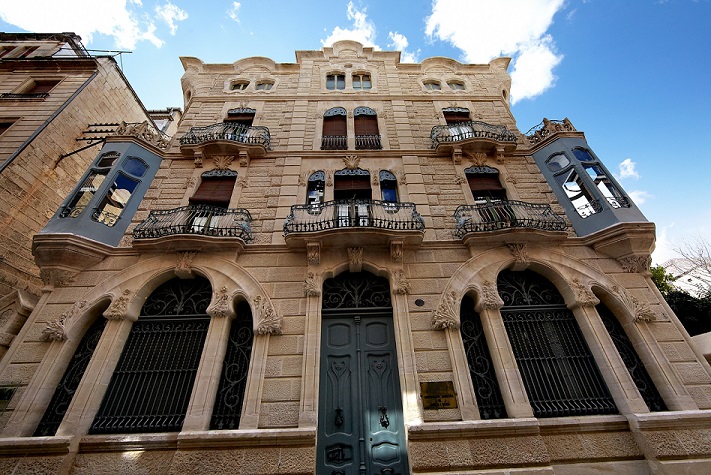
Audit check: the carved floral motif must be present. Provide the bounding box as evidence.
[304,272,320,296]
[254,295,282,335]
[478,280,504,310]
[571,278,600,307]
[175,251,197,279]
[307,242,320,265]
[42,299,88,341]
[507,243,530,270]
[392,270,411,295]
[613,285,661,322]
[618,255,652,274]
[468,152,488,167]
[104,289,132,320]
[40,269,76,287]
[432,291,459,330]
[114,121,170,149]
[207,286,231,318]
[212,155,235,170]
[390,241,403,262]
[348,247,363,273]
[326,171,333,187]
[343,155,360,170]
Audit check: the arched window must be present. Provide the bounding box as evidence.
[34,311,108,436]
[210,300,254,429]
[497,269,617,417]
[322,107,347,150]
[354,106,381,150]
[460,295,507,419]
[90,277,212,434]
[307,171,325,207]
[596,302,667,411]
[379,170,398,203]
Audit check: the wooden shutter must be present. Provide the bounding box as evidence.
[334,175,371,191]
[189,176,236,207]
[444,111,470,124]
[354,115,378,135]
[467,174,504,192]
[323,116,347,136]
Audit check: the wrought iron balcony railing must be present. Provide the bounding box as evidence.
[525,118,576,145]
[321,135,348,150]
[179,122,270,149]
[431,120,518,148]
[0,92,49,99]
[133,204,252,241]
[284,199,424,235]
[454,200,566,238]
[355,134,382,150]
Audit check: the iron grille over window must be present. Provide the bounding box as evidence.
[322,272,391,311]
[596,302,667,411]
[210,301,253,430]
[89,277,211,434]
[460,296,507,419]
[34,317,107,436]
[498,270,617,418]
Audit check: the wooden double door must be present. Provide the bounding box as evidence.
[317,309,409,475]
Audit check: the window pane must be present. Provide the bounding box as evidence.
[94,174,139,226]
[123,157,148,177]
[62,171,107,218]
[326,75,335,90]
[546,154,570,172]
[557,169,599,217]
[572,148,595,162]
[336,75,345,89]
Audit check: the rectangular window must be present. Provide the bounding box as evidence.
[326,74,345,90]
[352,74,372,90]
[26,79,60,94]
[93,173,140,226]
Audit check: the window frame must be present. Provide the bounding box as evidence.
[326,72,346,90]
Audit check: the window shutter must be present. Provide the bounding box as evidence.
[444,111,470,124]
[354,115,378,135]
[323,116,347,136]
[467,174,505,192]
[334,175,371,191]
[189,176,236,207]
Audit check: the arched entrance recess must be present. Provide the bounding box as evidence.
[317,271,409,474]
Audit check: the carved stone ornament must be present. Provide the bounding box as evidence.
[114,121,170,150]
[390,241,403,262]
[507,243,530,271]
[304,272,320,296]
[571,278,600,307]
[298,172,308,186]
[392,270,411,295]
[432,291,459,330]
[194,154,203,168]
[496,147,506,164]
[187,176,197,188]
[452,148,462,165]
[613,285,661,323]
[307,242,320,265]
[42,299,88,341]
[506,175,518,185]
[104,289,132,320]
[395,170,407,185]
[254,295,282,335]
[344,155,360,170]
[618,255,652,274]
[348,247,363,273]
[478,280,504,310]
[207,286,232,318]
[175,251,197,279]
[40,269,77,287]
[371,171,379,186]
[454,174,466,185]
[326,170,334,187]
[238,151,249,167]
[212,155,235,170]
[468,152,488,167]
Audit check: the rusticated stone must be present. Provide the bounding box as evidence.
[73,450,175,474]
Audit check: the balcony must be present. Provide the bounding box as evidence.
[284,199,425,249]
[431,120,518,156]
[524,118,579,147]
[179,122,270,158]
[454,200,566,239]
[132,204,252,251]
[321,135,348,150]
[0,92,49,100]
[355,134,382,150]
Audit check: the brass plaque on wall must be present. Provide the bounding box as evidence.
[420,381,458,410]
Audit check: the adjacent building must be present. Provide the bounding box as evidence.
[0,40,710,474]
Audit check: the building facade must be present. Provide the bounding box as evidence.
[0,33,162,362]
[0,40,710,474]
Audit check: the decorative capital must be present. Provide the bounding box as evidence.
[175,251,197,279]
[104,289,133,320]
[571,278,600,307]
[613,285,663,323]
[207,286,233,318]
[348,247,363,273]
[432,291,459,330]
[392,269,411,295]
[307,242,320,265]
[304,272,320,296]
[254,295,282,335]
[476,280,504,310]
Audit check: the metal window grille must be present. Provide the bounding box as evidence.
[596,303,667,411]
[34,317,107,436]
[498,270,617,418]
[210,301,253,430]
[89,278,211,434]
[460,296,507,419]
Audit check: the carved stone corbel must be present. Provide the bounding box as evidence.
[617,255,652,274]
[392,269,411,295]
[207,286,234,318]
[194,152,203,168]
[613,285,663,322]
[348,247,363,273]
[307,242,320,265]
[40,269,77,288]
[104,289,133,320]
[571,278,600,307]
[475,280,504,311]
[175,251,197,279]
[238,151,249,167]
[254,295,282,335]
[496,146,506,164]
[43,299,89,341]
[304,272,320,296]
[432,291,459,330]
[452,148,462,165]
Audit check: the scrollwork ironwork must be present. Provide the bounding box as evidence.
[322,272,392,310]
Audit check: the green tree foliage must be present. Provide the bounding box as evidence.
[664,290,711,336]
[650,265,675,296]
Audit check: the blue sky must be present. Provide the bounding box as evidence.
[1,0,710,264]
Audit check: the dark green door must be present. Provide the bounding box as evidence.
[317,272,409,475]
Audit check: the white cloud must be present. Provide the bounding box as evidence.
[0,0,165,49]
[155,1,188,36]
[322,1,377,47]
[618,158,639,179]
[227,2,241,24]
[425,0,566,103]
[388,31,419,63]
[628,190,652,205]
